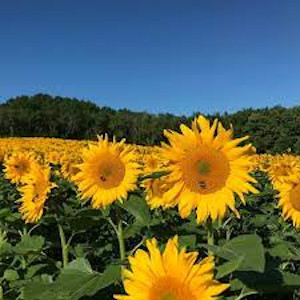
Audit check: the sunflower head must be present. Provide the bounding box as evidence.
[160,115,258,223]
[256,154,272,172]
[267,155,300,189]
[45,151,61,165]
[277,172,300,229]
[60,154,82,180]
[142,150,167,175]
[4,152,36,184]
[143,177,176,209]
[73,135,141,209]
[18,164,56,223]
[114,236,229,300]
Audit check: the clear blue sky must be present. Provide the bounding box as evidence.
[1,0,300,115]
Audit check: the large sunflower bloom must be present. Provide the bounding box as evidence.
[160,115,258,223]
[277,174,300,228]
[18,164,56,223]
[4,152,36,184]
[73,136,141,209]
[114,236,229,300]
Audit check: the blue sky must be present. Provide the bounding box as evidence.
[1,0,300,115]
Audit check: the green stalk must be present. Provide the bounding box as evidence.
[58,223,68,268]
[0,286,3,300]
[108,218,126,263]
[207,220,214,254]
[117,221,126,263]
[108,217,126,279]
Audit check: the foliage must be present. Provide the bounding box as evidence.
[2,94,300,153]
[0,168,299,299]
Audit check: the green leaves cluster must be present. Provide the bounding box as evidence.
[22,259,120,300]
[3,94,300,153]
[0,170,300,299]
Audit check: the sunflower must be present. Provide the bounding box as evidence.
[160,115,258,223]
[267,154,300,189]
[143,177,175,209]
[256,154,273,172]
[276,172,300,228]
[60,154,82,180]
[114,236,229,300]
[45,151,61,165]
[4,152,36,184]
[142,151,167,175]
[73,135,141,209]
[61,160,81,180]
[18,164,56,223]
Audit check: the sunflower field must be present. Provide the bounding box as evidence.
[0,115,300,300]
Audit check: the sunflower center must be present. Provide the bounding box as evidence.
[181,147,230,194]
[147,157,158,169]
[196,160,211,174]
[161,292,178,300]
[100,168,112,181]
[15,163,28,172]
[97,157,125,189]
[289,183,300,212]
[149,276,195,300]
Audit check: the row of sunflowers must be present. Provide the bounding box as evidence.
[0,116,300,299]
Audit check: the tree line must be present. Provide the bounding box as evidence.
[0,94,299,154]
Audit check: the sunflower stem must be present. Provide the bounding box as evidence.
[58,223,68,268]
[207,220,215,253]
[107,217,118,234]
[117,221,126,263]
[108,217,126,278]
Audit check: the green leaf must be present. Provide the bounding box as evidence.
[281,271,300,287]
[204,234,265,273]
[228,280,258,299]
[250,214,268,227]
[225,235,265,272]
[73,245,86,258]
[0,239,12,257]
[5,212,22,222]
[234,269,300,294]
[140,171,169,180]
[62,257,93,274]
[178,235,196,249]
[216,256,244,279]
[14,235,44,255]
[22,258,121,300]
[120,195,151,226]
[25,264,48,279]
[0,208,11,219]
[3,269,19,282]
[59,263,121,299]
[67,209,105,231]
[229,278,246,291]
[268,242,292,260]
[101,206,111,218]
[287,244,300,260]
[123,220,144,239]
